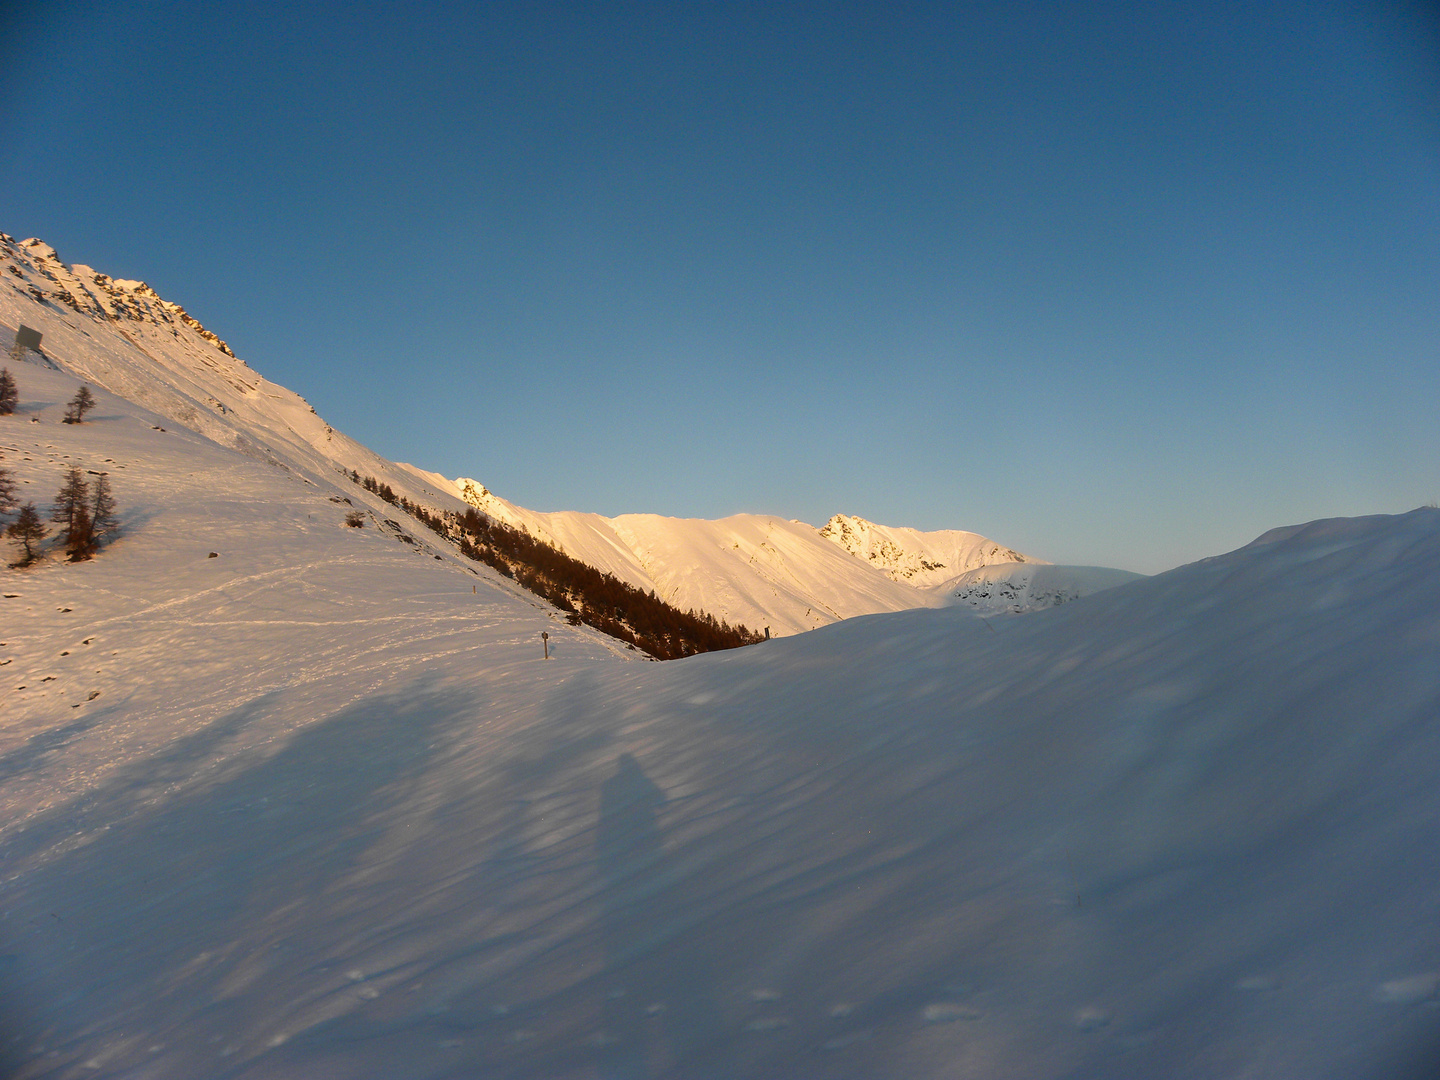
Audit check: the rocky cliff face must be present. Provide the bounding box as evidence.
[818,512,1035,588]
[4,236,235,355]
[0,234,452,509]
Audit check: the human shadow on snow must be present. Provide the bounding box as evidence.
[591,753,727,1080]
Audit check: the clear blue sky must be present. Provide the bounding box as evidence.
[3,1,1436,572]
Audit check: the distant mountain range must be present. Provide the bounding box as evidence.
[0,233,1140,639]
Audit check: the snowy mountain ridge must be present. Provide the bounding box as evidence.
[1,233,1088,638]
[0,233,422,503]
[7,238,236,357]
[442,474,957,636]
[443,474,1121,631]
[818,512,1036,587]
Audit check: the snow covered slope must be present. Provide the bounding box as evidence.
[3,326,1437,1078]
[439,477,952,636]
[1,234,1093,639]
[0,360,637,834]
[6,237,1433,1079]
[946,561,1146,615]
[819,512,1034,586]
[0,235,471,521]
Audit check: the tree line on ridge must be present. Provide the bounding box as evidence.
[348,470,765,660]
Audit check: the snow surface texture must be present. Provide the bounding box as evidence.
[3,239,1438,1078]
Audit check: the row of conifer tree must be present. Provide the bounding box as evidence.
[347,470,765,660]
[0,367,95,423]
[2,369,116,565]
[2,466,117,565]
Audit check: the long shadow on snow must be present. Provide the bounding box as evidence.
[0,699,132,789]
[253,670,737,1080]
[0,677,475,1079]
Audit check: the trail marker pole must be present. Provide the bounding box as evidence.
[542,631,549,659]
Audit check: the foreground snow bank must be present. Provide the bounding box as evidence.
[3,503,1437,1078]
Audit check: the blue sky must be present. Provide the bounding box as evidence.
[3,1,1436,572]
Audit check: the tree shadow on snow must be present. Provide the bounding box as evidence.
[0,698,132,789]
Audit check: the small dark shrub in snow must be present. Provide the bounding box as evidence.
[7,503,46,565]
[0,465,18,515]
[51,467,89,540]
[89,474,117,547]
[62,385,96,424]
[344,511,365,527]
[0,367,17,415]
[65,506,95,561]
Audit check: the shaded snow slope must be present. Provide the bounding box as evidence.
[945,562,1146,615]
[4,343,1437,1080]
[819,513,1035,587]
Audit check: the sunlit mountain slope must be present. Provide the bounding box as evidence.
[2,234,1117,639]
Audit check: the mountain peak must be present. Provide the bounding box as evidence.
[819,513,1037,587]
[455,478,494,506]
[2,234,234,357]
